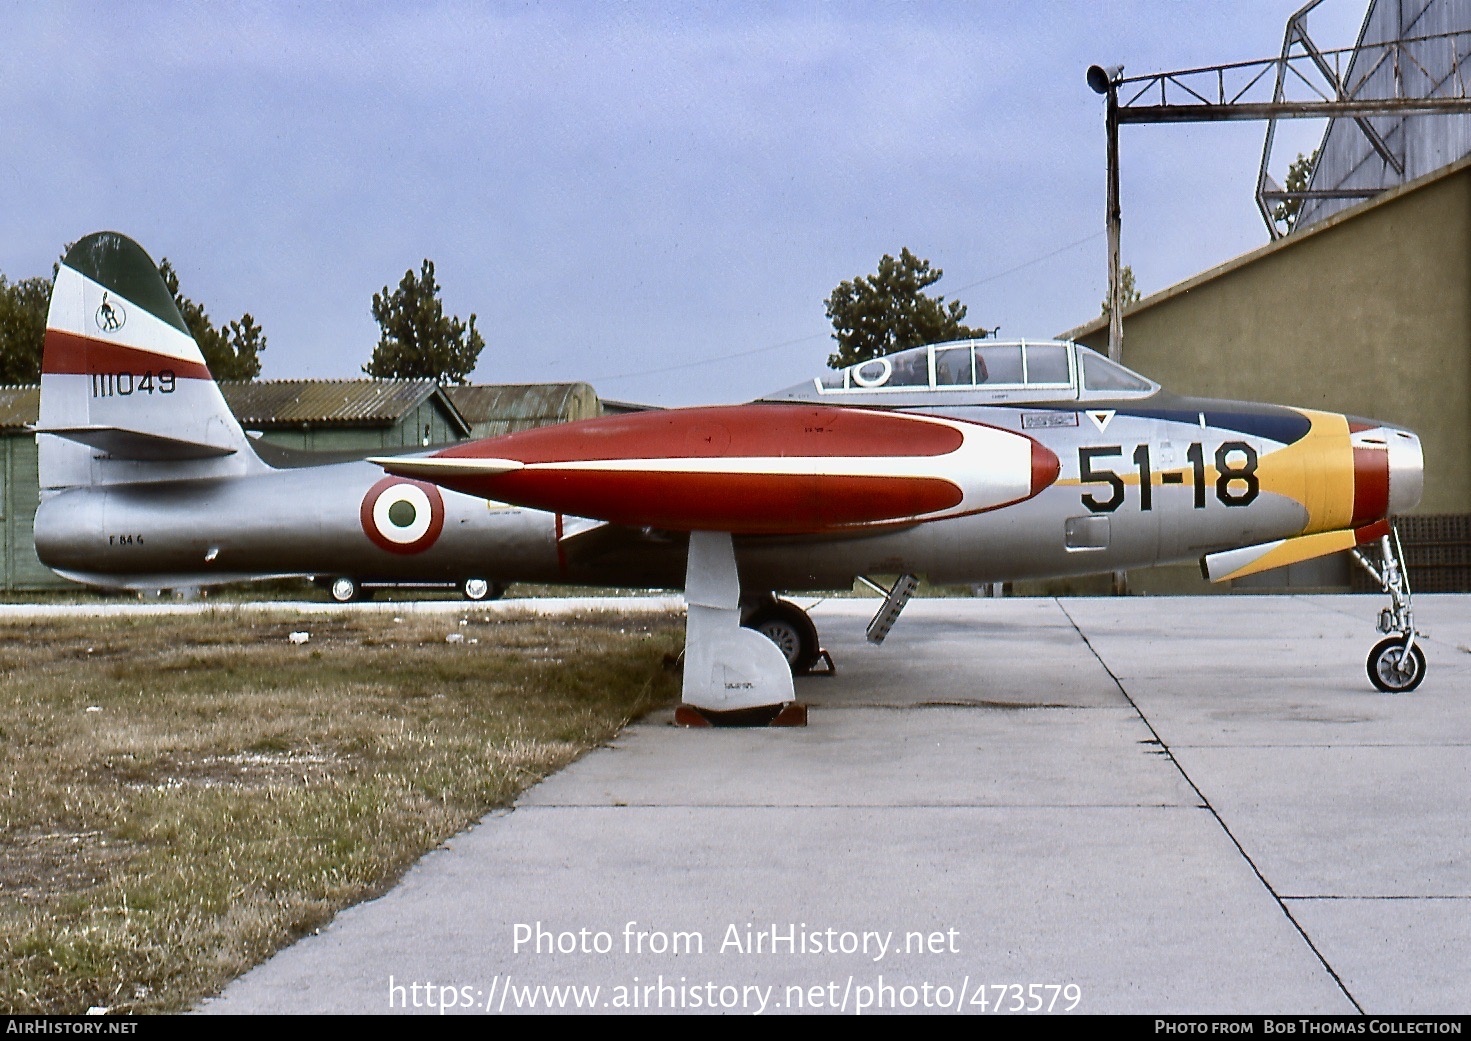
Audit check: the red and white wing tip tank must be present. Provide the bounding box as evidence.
[375,403,1060,535]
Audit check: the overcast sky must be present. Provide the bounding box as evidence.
[2,1,1369,405]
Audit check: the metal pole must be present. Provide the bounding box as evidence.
[1107,95,1127,595]
[1089,64,1128,596]
[1106,82,1123,363]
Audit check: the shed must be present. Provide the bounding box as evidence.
[443,382,600,439]
[0,386,49,590]
[221,379,471,451]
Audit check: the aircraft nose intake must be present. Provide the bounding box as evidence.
[1386,428,1424,516]
[1350,423,1423,525]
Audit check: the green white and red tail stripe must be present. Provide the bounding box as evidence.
[38,232,259,490]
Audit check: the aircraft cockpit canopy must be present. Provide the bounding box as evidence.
[764,339,1157,405]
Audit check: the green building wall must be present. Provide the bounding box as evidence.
[250,400,465,453]
[3,436,65,590]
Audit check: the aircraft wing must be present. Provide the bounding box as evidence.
[372,402,1059,535]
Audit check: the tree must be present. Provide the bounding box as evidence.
[158,259,266,380]
[0,275,50,384]
[363,260,484,385]
[824,248,989,369]
[0,254,265,385]
[1099,264,1141,318]
[1273,150,1319,234]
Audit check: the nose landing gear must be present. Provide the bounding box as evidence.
[1351,527,1425,693]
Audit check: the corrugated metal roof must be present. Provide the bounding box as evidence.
[0,386,38,431]
[1298,0,1471,230]
[445,382,600,438]
[600,398,662,414]
[219,379,450,428]
[1,380,588,436]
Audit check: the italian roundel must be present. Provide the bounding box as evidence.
[360,477,446,554]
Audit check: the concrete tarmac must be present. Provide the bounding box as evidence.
[197,595,1471,1015]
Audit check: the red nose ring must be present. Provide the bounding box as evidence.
[1350,426,1390,528]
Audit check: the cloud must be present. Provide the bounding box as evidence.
[2,1,1329,403]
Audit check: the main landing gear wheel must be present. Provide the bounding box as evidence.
[461,578,504,602]
[744,599,820,675]
[1367,637,1426,694]
[329,576,360,603]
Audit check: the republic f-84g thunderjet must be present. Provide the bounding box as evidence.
[34,232,1426,722]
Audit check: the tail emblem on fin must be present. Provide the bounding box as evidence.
[95,293,125,333]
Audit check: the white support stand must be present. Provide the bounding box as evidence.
[681,531,795,714]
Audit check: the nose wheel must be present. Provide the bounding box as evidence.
[1351,526,1426,693]
[1367,636,1426,693]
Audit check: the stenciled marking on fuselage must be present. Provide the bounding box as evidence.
[1021,412,1078,429]
[1076,441,1259,513]
[89,370,178,399]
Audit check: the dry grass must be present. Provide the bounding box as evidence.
[0,609,682,1014]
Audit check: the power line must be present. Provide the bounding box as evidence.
[949,230,1104,294]
[588,231,1106,383]
[586,332,828,383]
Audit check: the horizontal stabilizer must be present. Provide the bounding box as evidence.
[1202,521,1389,583]
[369,456,524,478]
[33,425,238,461]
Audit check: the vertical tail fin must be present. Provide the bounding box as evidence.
[38,232,263,490]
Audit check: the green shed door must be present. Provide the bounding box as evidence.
[1,440,7,587]
[10,438,62,588]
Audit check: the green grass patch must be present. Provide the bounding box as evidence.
[0,610,682,1013]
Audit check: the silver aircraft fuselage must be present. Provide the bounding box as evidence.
[34,381,1422,596]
